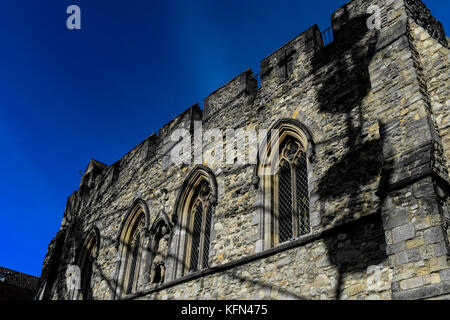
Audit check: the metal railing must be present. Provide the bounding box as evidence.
[321,26,334,47]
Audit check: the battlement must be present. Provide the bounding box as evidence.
[203,69,257,120]
[405,0,448,46]
[73,0,448,199]
[73,0,448,192]
[260,25,322,89]
[39,0,450,301]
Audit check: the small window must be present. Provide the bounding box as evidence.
[115,202,147,298]
[186,182,213,273]
[74,228,99,300]
[277,138,310,243]
[124,216,145,295]
[258,120,312,249]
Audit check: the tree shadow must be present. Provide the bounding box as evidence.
[313,11,392,298]
[226,271,307,300]
[37,10,401,301]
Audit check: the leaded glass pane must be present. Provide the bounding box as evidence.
[295,152,310,236]
[126,232,140,294]
[189,202,203,272]
[279,160,293,243]
[202,205,213,269]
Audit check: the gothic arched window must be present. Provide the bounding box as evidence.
[124,217,144,295]
[75,228,99,300]
[258,120,312,249]
[171,166,217,280]
[186,182,213,273]
[276,138,310,244]
[115,202,148,298]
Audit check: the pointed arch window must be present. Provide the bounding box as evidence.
[258,120,313,250]
[171,166,217,280]
[124,217,144,295]
[186,181,213,273]
[276,138,310,243]
[75,229,99,300]
[115,203,147,298]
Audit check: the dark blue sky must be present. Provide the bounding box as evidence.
[0,1,448,277]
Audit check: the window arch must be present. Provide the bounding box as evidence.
[171,166,217,279]
[74,227,99,300]
[258,119,313,249]
[186,181,214,273]
[276,137,310,243]
[114,200,149,298]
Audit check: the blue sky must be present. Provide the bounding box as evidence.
[0,1,448,277]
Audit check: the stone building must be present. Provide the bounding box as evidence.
[36,0,450,300]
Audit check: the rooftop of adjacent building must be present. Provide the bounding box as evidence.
[0,266,40,292]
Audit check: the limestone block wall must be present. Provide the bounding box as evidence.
[408,17,449,175]
[137,216,391,300]
[36,0,450,300]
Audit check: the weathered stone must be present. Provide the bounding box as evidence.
[406,248,421,263]
[384,209,409,229]
[399,276,424,290]
[405,237,424,249]
[35,0,450,301]
[434,242,448,257]
[387,242,406,255]
[396,251,409,266]
[392,224,416,243]
[439,269,450,282]
[424,226,445,244]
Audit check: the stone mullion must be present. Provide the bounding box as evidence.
[123,242,134,295]
[133,233,144,293]
[137,227,151,289]
[126,232,139,294]
[272,173,280,246]
[188,199,204,273]
[185,206,194,274]
[290,162,299,239]
[198,202,207,271]
[176,216,189,278]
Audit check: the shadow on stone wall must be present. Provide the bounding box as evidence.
[227,271,308,300]
[41,11,400,301]
[313,11,391,298]
[53,229,310,300]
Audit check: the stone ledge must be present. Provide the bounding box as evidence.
[392,280,450,300]
[121,213,381,300]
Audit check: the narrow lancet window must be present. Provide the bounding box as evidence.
[187,182,213,273]
[276,138,310,243]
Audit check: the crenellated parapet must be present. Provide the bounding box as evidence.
[203,70,257,121]
[405,0,448,47]
[36,0,450,300]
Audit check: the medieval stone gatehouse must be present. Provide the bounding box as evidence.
[36,0,450,300]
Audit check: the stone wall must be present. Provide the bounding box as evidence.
[136,215,391,300]
[36,0,450,300]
